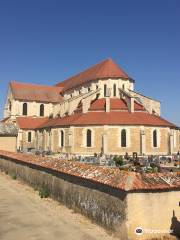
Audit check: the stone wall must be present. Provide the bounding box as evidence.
[130,90,161,116]
[49,125,179,156]
[0,156,127,239]
[18,118,180,156]
[0,151,180,239]
[20,130,36,150]
[4,87,53,119]
[64,78,133,100]
[127,191,180,239]
[0,136,17,152]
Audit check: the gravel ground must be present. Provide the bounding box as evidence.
[0,172,118,240]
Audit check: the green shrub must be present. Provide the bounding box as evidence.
[11,174,17,180]
[152,167,158,173]
[39,186,50,198]
[113,155,124,166]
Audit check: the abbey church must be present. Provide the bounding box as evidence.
[2,58,179,155]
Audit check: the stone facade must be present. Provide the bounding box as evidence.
[0,136,17,152]
[35,125,180,156]
[130,90,161,115]
[2,59,179,155]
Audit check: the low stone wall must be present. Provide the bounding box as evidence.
[0,157,127,238]
[0,151,180,240]
[0,136,17,152]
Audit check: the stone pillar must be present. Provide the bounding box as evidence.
[169,133,173,155]
[130,98,134,113]
[140,130,146,155]
[68,132,72,147]
[17,130,23,151]
[50,130,54,152]
[102,133,108,155]
[105,98,110,112]
[49,130,52,151]
[82,99,89,113]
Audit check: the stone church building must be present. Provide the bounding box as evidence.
[2,58,179,155]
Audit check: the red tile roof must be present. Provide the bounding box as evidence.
[55,59,130,92]
[38,114,81,128]
[0,150,180,191]
[10,81,63,103]
[39,111,176,129]
[134,101,145,110]
[89,98,145,111]
[16,117,49,129]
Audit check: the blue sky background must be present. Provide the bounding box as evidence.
[0,0,179,125]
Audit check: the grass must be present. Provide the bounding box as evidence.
[11,174,17,180]
[39,186,50,198]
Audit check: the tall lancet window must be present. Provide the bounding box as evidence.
[104,84,107,97]
[87,129,92,147]
[121,129,127,147]
[22,103,27,115]
[153,130,157,147]
[40,104,44,116]
[113,84,116,97]
[28,132,32,142]
[60,130,64,147]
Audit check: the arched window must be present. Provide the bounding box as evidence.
[8,100,12,111]
[153,130,157,147]
[122,84,125,90]
[121,129,126,147]
[87,129,92,147]
[60,130,64,147]
[113,84,116,97]
[28,132,32,142]
[104,84,107,97]
[40,104,44,116]
[88,87,91,92]
[22,103,27,115]
[96,85,99,90]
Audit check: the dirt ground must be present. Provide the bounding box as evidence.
[0,172,119,240]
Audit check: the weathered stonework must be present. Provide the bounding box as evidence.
[2,59,179,155]
[0,151,179,239]
[130,90,161,115]
[36,126,180,156]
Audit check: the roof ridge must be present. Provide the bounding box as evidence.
[55,58,130,92]
[55,58,110,86]
[10,80,62,89]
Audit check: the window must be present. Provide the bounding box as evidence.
[60,130,64,147]
[40,104,44,116]
[88,87,91,92]
[121,129,126,147]
[28,132,32,142]
[8,100,12,111]
[113,84,116,97]
[122,84,125,90]
[87,129,92,147]
[22,103,27,115]
[104,84,107,97]
[153,130,157,147]
[96,85,98,90]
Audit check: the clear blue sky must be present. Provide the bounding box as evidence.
[0,0,179,125]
